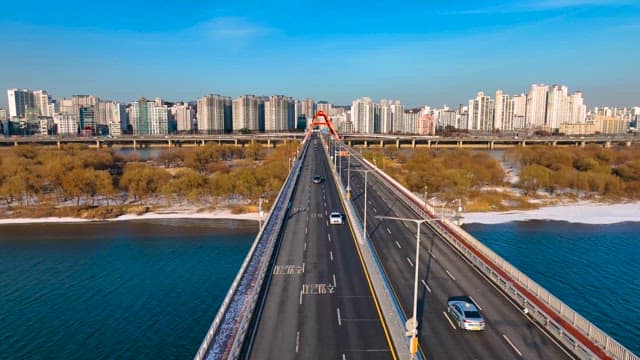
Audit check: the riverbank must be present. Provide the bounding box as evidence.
[0,208,261,225]
[462,201,640,224]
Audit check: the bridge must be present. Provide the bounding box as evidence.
[1,133,638,150]
[193,112,637,359]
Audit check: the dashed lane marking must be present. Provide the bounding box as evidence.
[503,335,523,357]
[443,311,456,329]
[421,279,432,293]
[337,308,342,326]
[296,331,300,353]
[328,234,331,242]
[395,241,401,249]
[386,227,391,234]
[333,274,337,287]
[469,296,482,310]
[446,270,456,281]
[330,251,334,262]
[406,257,413,267]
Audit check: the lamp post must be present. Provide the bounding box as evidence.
[351,169,372,245]
[376,215,444,360]
[346,150,351,199]
[423,186,428,210]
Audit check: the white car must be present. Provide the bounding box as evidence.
[329,212,343,225]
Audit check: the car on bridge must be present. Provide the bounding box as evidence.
[447,296,485,331]
[313,175,324,184]
[329,212,344,225]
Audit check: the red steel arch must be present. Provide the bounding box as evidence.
[309,110,340,139]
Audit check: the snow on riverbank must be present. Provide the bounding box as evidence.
[0,209,261,225]
[462,201,640,224]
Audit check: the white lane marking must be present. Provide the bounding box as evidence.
[372,207,377,213]
[325,210,328,216]
[428,250,436,259]
[395,241,402,249]
[342,354,346,360]
[337,308,342,326]
[404,223,409,228]
[386,227,391,234]
[443,311,457,329]
[421,279,432,293]
[503,335,523,357]
[304,241,307,251]
[469,296,482,310]
[407,257,413,267]
[296,331,300,352]
[330,251,334,262]
[446,270,456,281]
[299,290,303,305]
[324,202,327,208]
[333,274,337,287]
[328,234,331,242]
[305,226,308,234]
[326,221,329,227]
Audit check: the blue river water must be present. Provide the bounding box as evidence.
[463,220,640,355]
[1,218,638,358]
[0,219,255,360]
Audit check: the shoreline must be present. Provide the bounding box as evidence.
[462,201,640,225]
[0,209,261,225]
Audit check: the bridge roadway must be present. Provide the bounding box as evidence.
[241,133,394,359]
[339,153,573,359]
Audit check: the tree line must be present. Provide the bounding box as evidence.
[0,142,300,215]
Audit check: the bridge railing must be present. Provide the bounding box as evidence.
[194,139,308,360]
[352,151,637,360]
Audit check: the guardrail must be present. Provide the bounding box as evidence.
[358,155,637,360]
[194,138,309,360]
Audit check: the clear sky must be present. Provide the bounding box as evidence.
[1,0,638,109]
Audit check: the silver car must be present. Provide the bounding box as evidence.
[447,296,485,331]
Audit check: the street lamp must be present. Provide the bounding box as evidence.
[346,150,351,199]
[376,215,445,360]
[423,186,428,210]
[351,169,372,245]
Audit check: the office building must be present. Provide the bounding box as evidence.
[54,112,79,136]
[7,89,36,118]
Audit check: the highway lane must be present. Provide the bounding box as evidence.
[340,152,573,360]
[243,135,394,360]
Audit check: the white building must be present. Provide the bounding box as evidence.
[97,101,126,136]
[33,90,54,117]
[351,97,376,134]
[511,94,527,129]
[545,85,569,129]
[172,103,193,133]
[130,98,168,135]
[54,112,79,135]
[7,89,36,118]
[568,92,587,124]
[526,84,549,128]
[468,91,494,132]
[265,95,292,132]
[494,90,513,131]
[403,109,420,134]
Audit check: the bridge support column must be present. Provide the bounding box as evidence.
[552,141,557,147]
[396,138,400,149]
[458,140,463,148]
[267,138,271,147]
[57,140,61,149]
[604,141,611,148]
[14,141,18,147]
[489,141,494,149]
[235,139,238,146]
[581,141,586,147]
[96,139,101,149]
[168,139,172,147]
[364,140,368,148]
[411,138,416,149]
[626,140,632,147]
[133,139,137,148]
[520,141,526,147]
[427,140,431,149]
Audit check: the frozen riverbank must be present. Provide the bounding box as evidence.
[462,201,640,224]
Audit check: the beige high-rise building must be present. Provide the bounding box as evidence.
[545,85,569,130]
[494,90,514,131]
[97,101,125,136]
[526,84,548,128]
[391,102,405,133]
[511,94,527,129]
[379,99,394,134]
[172,103,193,133]
[33,90,53,117]
[54,112,79,135]
[265,95,292,132]
[468,91,494,131]
[232,95,262,131]
[197,94,231,133]
[568,92,586,124]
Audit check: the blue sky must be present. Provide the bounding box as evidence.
[1,0,638,109]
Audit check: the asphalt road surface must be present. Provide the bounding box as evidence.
[340,151,573,360]
[243,135,395,360]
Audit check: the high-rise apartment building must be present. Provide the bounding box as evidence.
[468,91,494,131]
[130,97,168,135]
[545,85,569,129]
[511,94,527,129]
[526,84,548,128]
[0,108,6,121]
[232,95,263,132]
[390,102,405,134]
[197,94,231,133]
[317,101,332,115]
[172,102,193,133]
[97,101,126,136]
[351,97,376,134]
[568,92,586,124]
[379,100,394,134]
[403,109,420,134]
[33,90,54,117]
[265,95,293,132]
[494,90,514,131]
[7,89,36,118]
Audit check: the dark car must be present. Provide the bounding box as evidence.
[313,175,323,184]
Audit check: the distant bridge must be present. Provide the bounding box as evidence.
[1,133,637,149]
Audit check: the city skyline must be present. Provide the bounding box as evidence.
[1,1,639,110]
